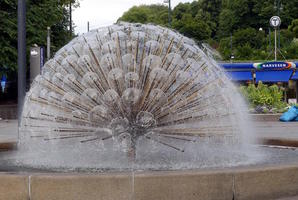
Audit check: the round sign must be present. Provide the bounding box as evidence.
[270,16,281,28]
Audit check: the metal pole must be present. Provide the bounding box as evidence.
[277,0,281,53]
[69,2,72,36]
[18,0,26,126]
[47,27,51,60]
[296,81,298,103]
[278,27,281,49]
[277,0,280,16]
[168,0,171,27]
[284,84,287,102]
[274,28,277,61]
[269,28,271,51]
[230,33,233,63]
[87,21,90,32]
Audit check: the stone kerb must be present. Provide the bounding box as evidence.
[0,165,298,200]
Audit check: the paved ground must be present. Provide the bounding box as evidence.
[0,119,298,143]
[277,196,298,200]
[0,120,18,142]
[255,121,298,140]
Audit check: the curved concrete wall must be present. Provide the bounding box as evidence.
[1,164,298,200]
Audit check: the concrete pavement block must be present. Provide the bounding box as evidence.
[0,174,28,200]
[134,171,234,200]
[30,174,132,200]
[234,166,298,200]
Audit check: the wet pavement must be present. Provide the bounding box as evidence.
[255,121,298,140]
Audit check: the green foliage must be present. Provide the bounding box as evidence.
[240,82,287,112]
[219,27,296,60]
[289,19,298,38]
[172,13,211,41]
[0,0,77,73]
[172,2,211,41]
[284,39,298,59]
[217,0,298,60]
[26,0,74,54]
[0,0,78,102]
[118,5,168,25]
[218,8,235,38]
[118,0,298,61]
[0,0,18,72]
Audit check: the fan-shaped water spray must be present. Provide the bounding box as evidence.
[17,23,256,171]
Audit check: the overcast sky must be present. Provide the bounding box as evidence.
[73,0,193,34]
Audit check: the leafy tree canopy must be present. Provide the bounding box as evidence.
[0,0,78,102]
[118,0,298,61]
[289,19,298,38]
[118,4,168,25]
[0,0,78,74]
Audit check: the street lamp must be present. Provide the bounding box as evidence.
[163,0,172,27]
[230,33,234,63]
[230,54,235,63]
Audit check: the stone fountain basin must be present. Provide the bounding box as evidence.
[1,136,298,200]
[1,145,298,200]
[1,163,298,200]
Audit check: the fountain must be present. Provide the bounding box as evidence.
[13,22,257,171]
[1,23,298,200]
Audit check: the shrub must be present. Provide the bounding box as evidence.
[239,82,287,113]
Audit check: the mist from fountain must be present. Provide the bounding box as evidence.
[11,22,260,172]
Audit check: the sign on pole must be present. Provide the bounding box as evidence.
[270,16,281,28]
[270,16,281,61]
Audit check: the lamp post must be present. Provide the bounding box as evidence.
[230,33,234,63]
[17,0,26,126]
[163,0,172,27]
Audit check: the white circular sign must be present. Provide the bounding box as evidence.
[270,16,281,28]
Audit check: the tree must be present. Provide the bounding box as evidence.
[289,19,298,38]
[0,0,78,72]
[118,5,168,25]
[118,3,212,41]
[0,0,79,102]
[172,3,191,20]
[172,13,211,41]
[198,0,222,36]
[0,0,18,72]
[218,8,236,37]
[117,0,298,61]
